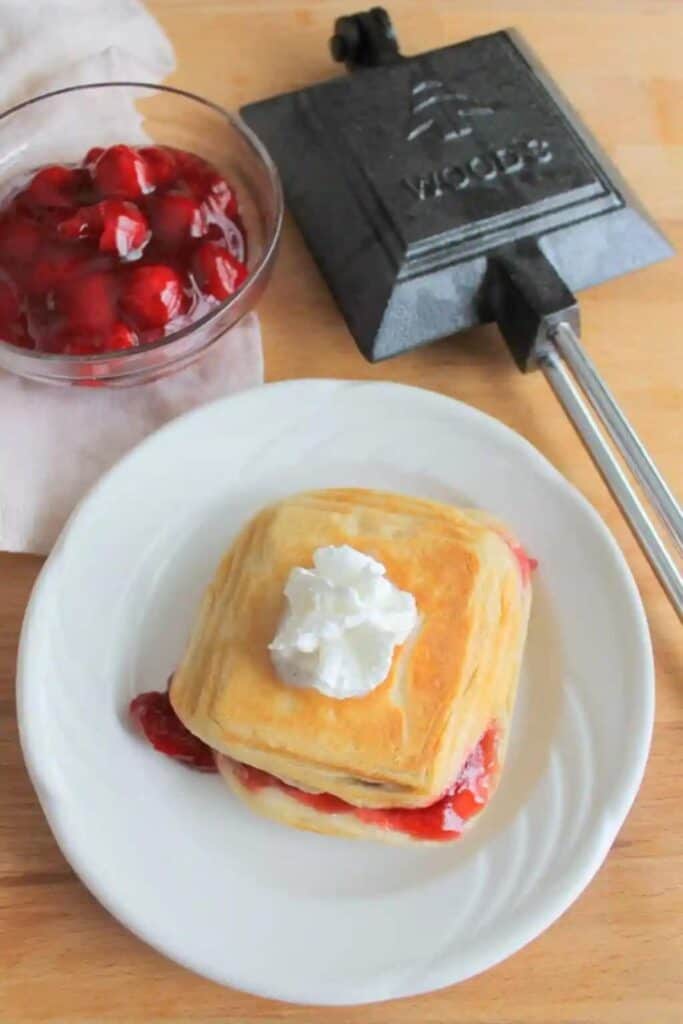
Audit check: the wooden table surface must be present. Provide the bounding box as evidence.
[2,2,682,1021]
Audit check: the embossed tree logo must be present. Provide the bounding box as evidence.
[406,78,496,142]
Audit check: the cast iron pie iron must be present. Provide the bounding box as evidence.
[241,8,683,615]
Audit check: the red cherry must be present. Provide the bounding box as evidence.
[0,274,20,322]
[173,151,238,218]
[450,788,481,821]
[39,322,97,354]
[103,202,147,256]
[61,335,99,355]
[146,192,206,249]
[24,165,84,208]
[57,205,104,243]
[139,146,178,188]
[49,324,136,356]
[201,219,246,263]
[202,173,238,218]
[120,264,186,328]
[138,327,164,346]
[15,334,36,350]
[56,205,99,240]
[191,240,246,300]
[14,328,35,349]
[58,200,149,258]
[84,146,104,169]
[169,151,219,195]
[105,322,138,351]
[1,315,34,350]
[26,246,89,295]
[55,272,117,333]
[217,216,247,263]
[0,215,42,265]
[129,690,217,772]
[92,145,152,199]
[169,149,209,178]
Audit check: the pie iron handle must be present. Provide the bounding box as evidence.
[488,242,683,618]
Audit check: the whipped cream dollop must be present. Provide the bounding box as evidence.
[269,545,418,699]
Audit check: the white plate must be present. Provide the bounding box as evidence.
[17,380,653,1005]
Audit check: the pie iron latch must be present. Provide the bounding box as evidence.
[329,7,401,69]
[241,8,683,615]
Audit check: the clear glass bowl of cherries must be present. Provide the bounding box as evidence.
[0,83,282,386]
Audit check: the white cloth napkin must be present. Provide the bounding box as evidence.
[0,1,264,554]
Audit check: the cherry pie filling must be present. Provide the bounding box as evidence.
[230,726,499,841]
[0,144,247,355]
[130,683,499,841]
[507,538,538,586]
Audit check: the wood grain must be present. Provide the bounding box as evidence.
[1,2,682,1021]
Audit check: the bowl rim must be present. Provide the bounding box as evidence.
[0,80,284,364]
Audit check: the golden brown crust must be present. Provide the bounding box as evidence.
[171,488,531,809]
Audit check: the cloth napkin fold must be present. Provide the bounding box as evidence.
[0,0,264,555]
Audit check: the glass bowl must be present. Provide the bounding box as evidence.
[0,82,283,386]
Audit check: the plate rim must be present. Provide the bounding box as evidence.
[16,378,655,1004]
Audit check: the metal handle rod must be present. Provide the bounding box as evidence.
[550,321,683,553]
[539,344,683,619]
